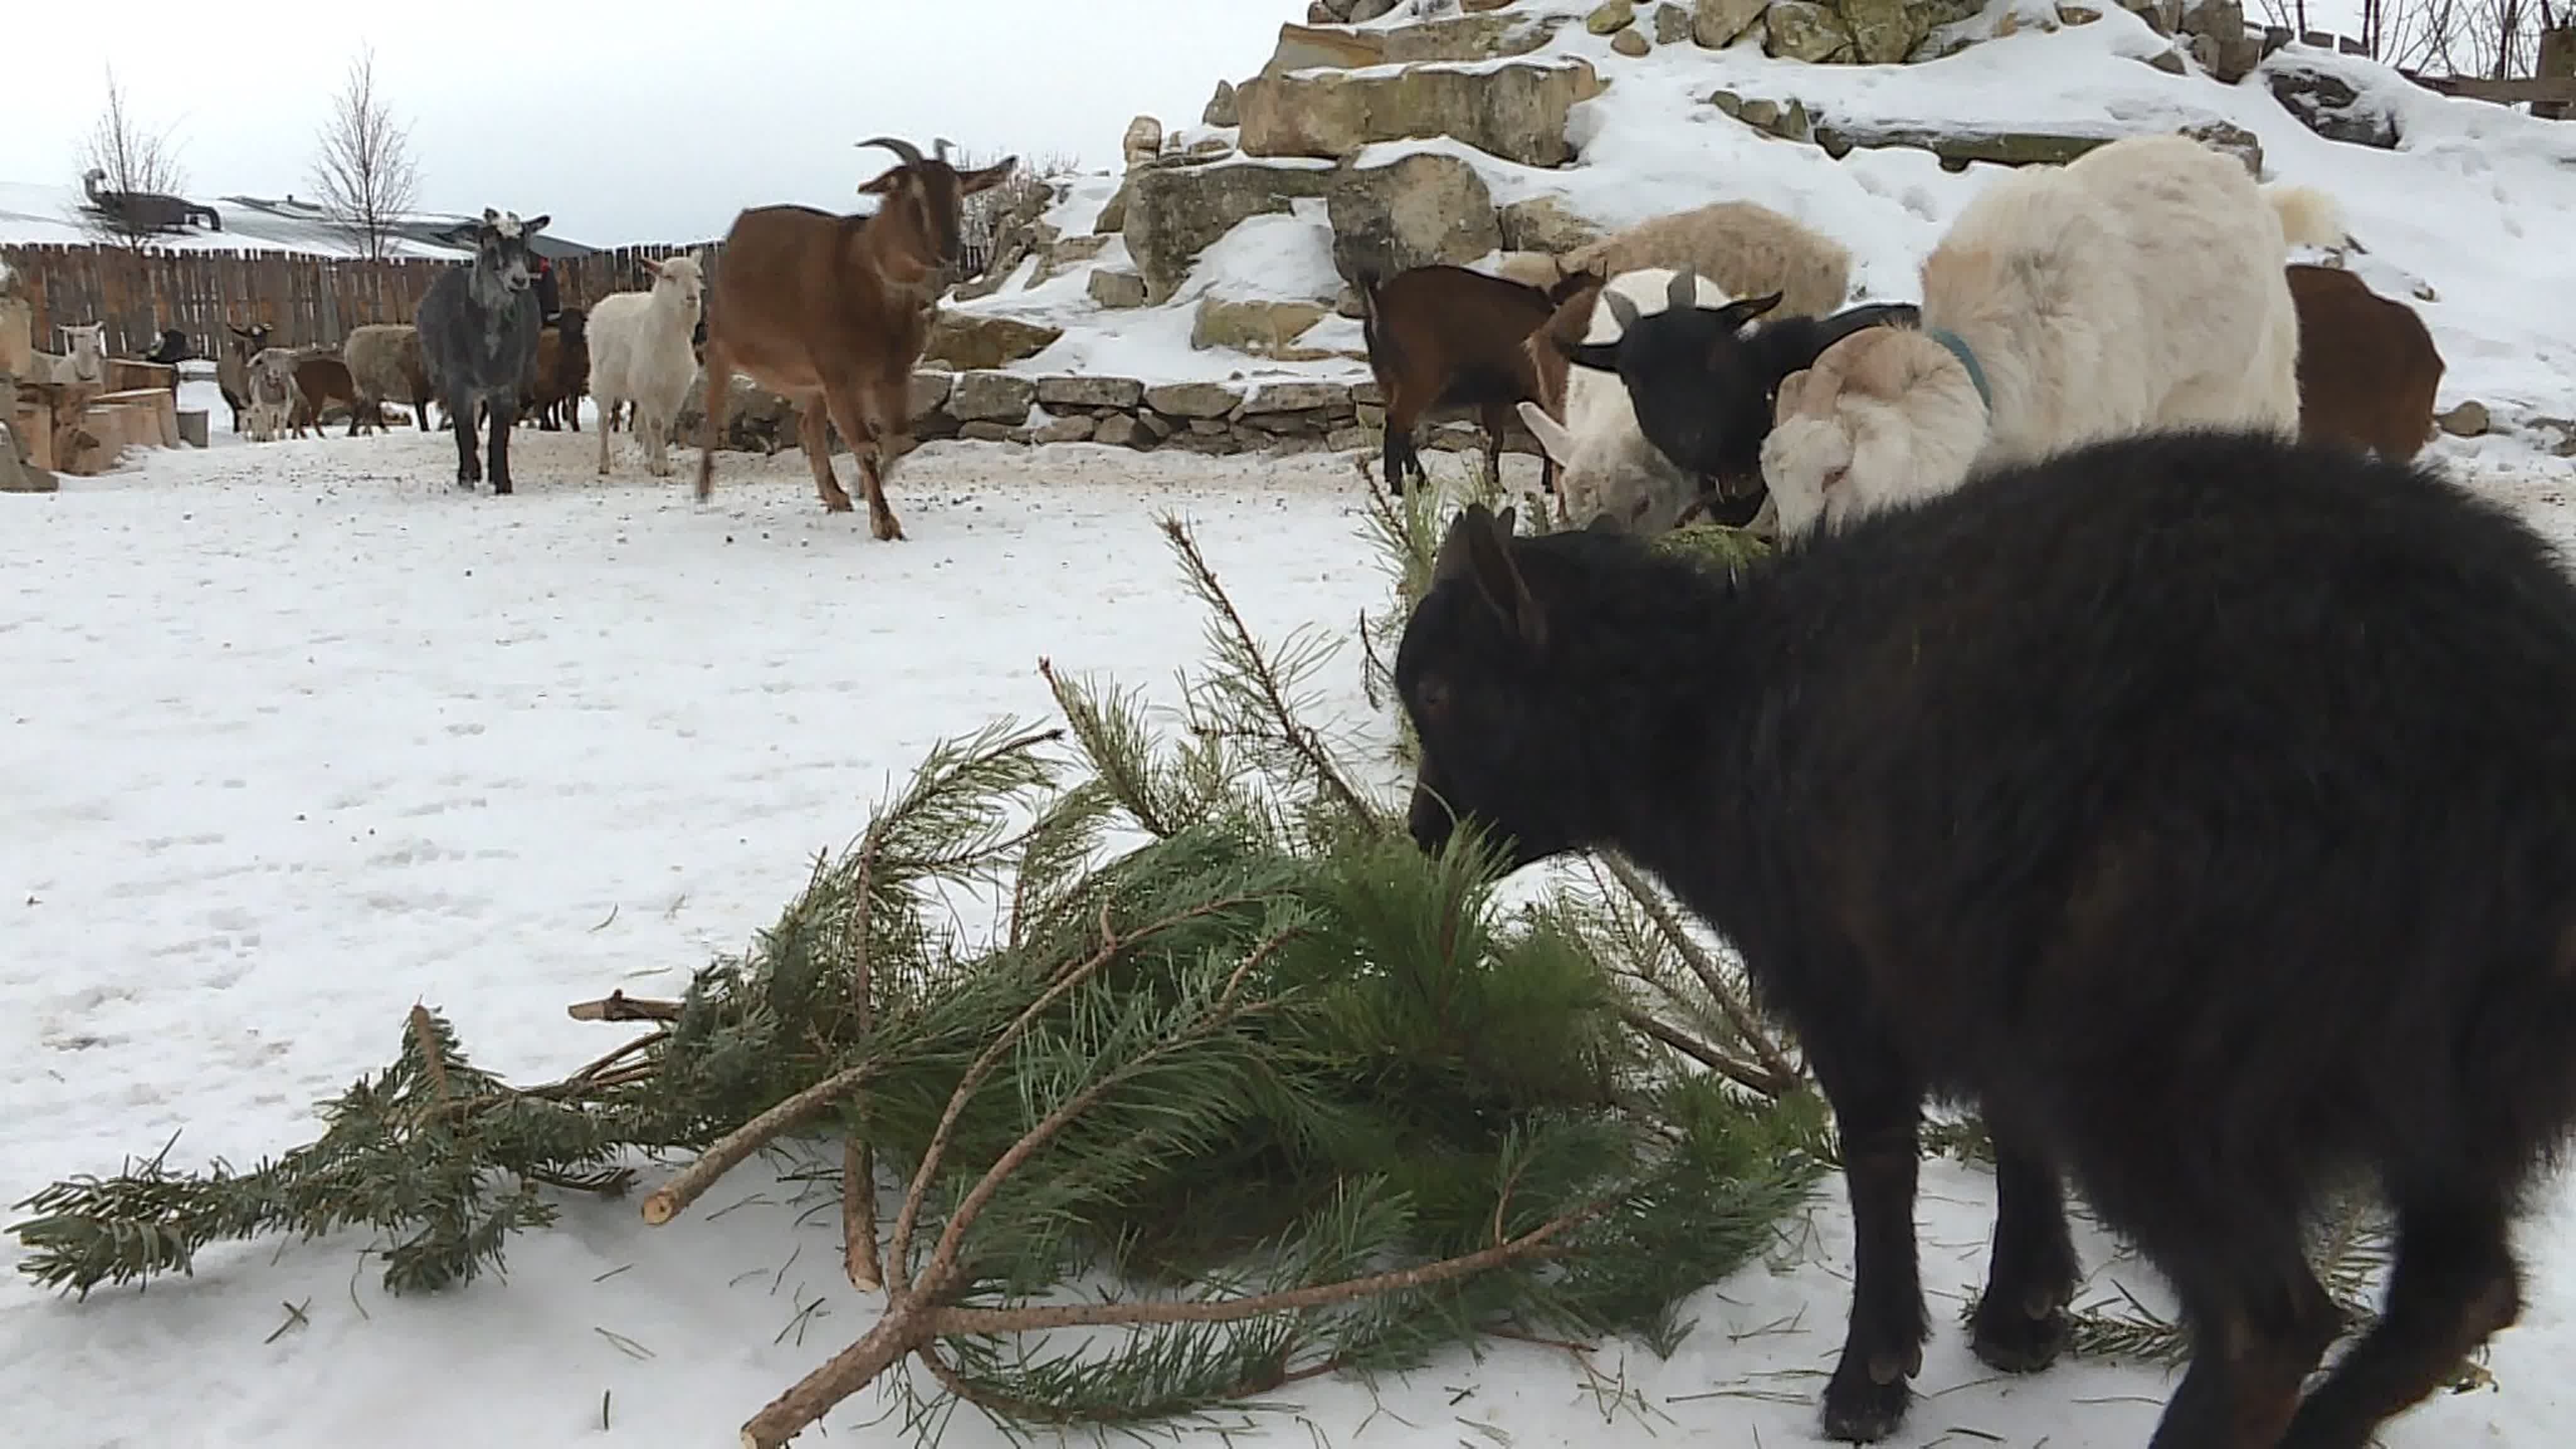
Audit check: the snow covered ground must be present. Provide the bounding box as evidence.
[3,416,2575,1448]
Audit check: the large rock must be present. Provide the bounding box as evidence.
[1237,57,1606,168]
[1088,268,1149,309]
[1192,296,1333,352]
[2180,119,2264,175]
[677,374,801,455]
[1124,160,1341,305]
[1035,375,1145,409]
[1499,194,1603,254]
[2265,61,2399,148]
[1765,1,1855,59]
[1588,0,1637,33]
[1694,0,1768,46]
[1840,0,1927,61]
[1239,380,1354,414]
[1814,116,2262,175]
[1123,116,1165,167]
[1031,233,1111,286]
[1143,382,1241,419]
[1328,151,1504,284]
[1612,27,1653,53]
[921,311,1063,370]
[1204,80,1241,128]
[909,372,953,419]
[949,370,1039,424]
[1655,1,1696,42]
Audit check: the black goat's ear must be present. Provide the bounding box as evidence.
[1586,511,1623,534]
[1719,292,1785,336]
[1562,341,1621,374]
[1460,506,1546,652]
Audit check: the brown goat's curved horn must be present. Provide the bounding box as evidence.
[1602,287,1641,334]
[856,136,924,169]
[1668,269,1699,311]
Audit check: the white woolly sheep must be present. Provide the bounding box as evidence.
[589,252,706,478]
[1760,133,2344,540]
[52,322,107,387]
[1512,267,1767,531]
[243,347,299,443]
[1540,201,1855,321]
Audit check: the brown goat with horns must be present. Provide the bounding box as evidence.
[696,136,1015,540]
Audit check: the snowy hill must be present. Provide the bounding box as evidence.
[943,0,2576,453]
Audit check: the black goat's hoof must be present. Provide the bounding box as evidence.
[1819,1365,1911,1443]
[1970,1296,2070,1374]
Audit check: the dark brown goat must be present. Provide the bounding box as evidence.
[520,306,590,431]
[1357,264,1590,496]
[2289,263,2444,461]
[287,353,377,438]
[1399,431,2576,1448]
[697,136,1014,539]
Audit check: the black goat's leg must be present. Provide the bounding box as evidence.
[1382,422,1410,498]
[452,393,481,487]
[2133,1204,2339,1449]
[2279,1183,2520,1449]
[1968,1130,2079,1373]
[1815,1063,1928,1442]
[487,397,514,495]
[1477,401,1510,491]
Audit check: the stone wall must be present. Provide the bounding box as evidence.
[674,368,1521,462]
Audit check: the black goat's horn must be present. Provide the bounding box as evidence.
[1669,269,1699,311]
[857,136,925,168]
[1602,287,1641,333]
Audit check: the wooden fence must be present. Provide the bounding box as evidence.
[1,240,722,362]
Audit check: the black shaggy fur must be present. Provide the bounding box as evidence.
[1395,430,2576,1449]
[1562,294,1921,508]
[416,208,550,495]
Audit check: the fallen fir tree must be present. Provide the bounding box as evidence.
[10,512,1830,1448]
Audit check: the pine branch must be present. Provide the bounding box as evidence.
[1596,856,1804,1095]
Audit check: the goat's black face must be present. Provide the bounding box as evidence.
[1396,504,1594,872]
[474,209,552,295]
[1565,291,1784,488]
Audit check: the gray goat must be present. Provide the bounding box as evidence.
[416,208,550,494]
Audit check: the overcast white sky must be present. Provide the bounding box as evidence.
[11,0,1291,246]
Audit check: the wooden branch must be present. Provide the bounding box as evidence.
[409,1004,452,1104]
[738,1311,921,1449]
[566,991,684,1023]
[843,1136,882,1293]
[1599,855,1805,1091]
[1616,1005,1789,1098]
[640,1062,875,1226]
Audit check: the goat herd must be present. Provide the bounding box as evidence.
[158,136,1013,536]
[1390,131,2576,1449]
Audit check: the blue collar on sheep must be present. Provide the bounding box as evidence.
[1927,326,1992,413]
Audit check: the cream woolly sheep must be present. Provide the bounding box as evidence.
[1759,133,2345,540]
[589,252,705,479]
[1548,201,1854,321]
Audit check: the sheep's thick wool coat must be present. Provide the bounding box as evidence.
[1761,133,2337,539]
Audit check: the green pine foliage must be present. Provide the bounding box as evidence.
[11,504,1828,1440]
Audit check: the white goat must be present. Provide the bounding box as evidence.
[589,252,706,477]
[1760,133,2343,540]
[1514,267,1741,530]
[52,322,107,386]
[1512,201,1855,321]
[244,347,299,443]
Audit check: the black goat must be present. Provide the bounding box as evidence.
[1395,431,2576,1448]
[142,328,194,365]
[1558,278,1920,508]
[1357,264,1587,496]
[416,208,550,494]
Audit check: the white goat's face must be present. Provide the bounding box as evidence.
[655,257,705,319]
[61,322,104,357]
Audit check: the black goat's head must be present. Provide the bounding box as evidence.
[226,321,275,357]
[1397,504,1636,870]
[1560,270,1785,487]
[854,136,1018,274]
[472,208,552,294]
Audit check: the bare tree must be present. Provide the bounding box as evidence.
[309,47,420,260]
[75,66,190,255]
